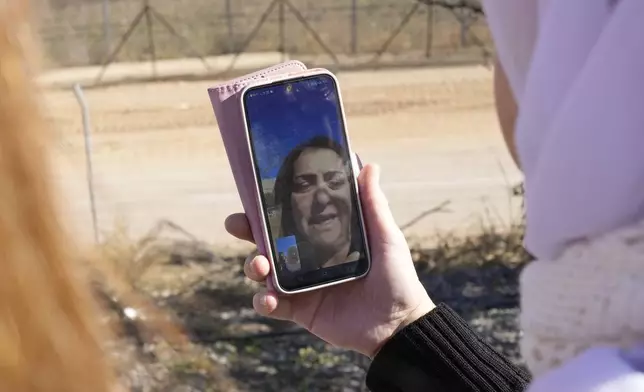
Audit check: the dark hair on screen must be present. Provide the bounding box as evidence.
[273,135,349,238]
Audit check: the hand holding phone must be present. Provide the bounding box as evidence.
[211,63,433,357]
[225,164,435,358]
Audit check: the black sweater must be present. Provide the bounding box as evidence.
[365,303,531,392]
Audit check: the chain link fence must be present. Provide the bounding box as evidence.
[34,0,491,69]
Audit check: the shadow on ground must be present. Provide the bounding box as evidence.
[100,222,531,391]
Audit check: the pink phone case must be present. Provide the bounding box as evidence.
[207,61,308,256]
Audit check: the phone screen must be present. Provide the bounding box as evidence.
[243,74,370,292]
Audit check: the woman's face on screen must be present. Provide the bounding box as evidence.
[290,147,352,252]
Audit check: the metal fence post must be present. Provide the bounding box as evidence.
[278,0,286,61]
[225,0,235,52]
[351,0,358,54]
[425,4,433,58]
[102,0,111,58]
[458,12,472,47]
[72,83,100,244]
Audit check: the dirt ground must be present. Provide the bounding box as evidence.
[95,225,528,391]
[44,64,522,251]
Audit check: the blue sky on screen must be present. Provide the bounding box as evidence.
[275,235,297,255]
[246,76,347,179]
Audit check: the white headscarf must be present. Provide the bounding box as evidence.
[485,0,644,261]
[483,1,644,390]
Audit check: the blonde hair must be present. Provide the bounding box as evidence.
[0,2,116,391]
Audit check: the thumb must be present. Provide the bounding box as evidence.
[358,164,402,243]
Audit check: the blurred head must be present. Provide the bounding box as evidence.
[274,136,354,257]
[286,246,300,264]
[0,3,146,391]
[285,245,301,272]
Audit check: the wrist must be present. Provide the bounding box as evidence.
[370,296,436,358]
[396,296,436,334]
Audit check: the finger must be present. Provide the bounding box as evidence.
[243,254,271,282]
[253,289,294,321]
[358,164,402,240]
[224,213,255,243]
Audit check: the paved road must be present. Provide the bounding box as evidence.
[47,65,522,252]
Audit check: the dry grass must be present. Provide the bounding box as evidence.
[91,220,239,391]
[412,224,528,271]
[89,211,529,391]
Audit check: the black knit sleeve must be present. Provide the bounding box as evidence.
[365,303,531,392]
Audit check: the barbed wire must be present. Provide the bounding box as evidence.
[417,0,484,14]
[38,0,492,69]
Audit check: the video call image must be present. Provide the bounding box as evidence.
[246,76,365,275]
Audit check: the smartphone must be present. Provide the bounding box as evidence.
[240,70,371,294]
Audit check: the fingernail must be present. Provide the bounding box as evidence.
[260,295,269,307]
[373,164,381,184]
